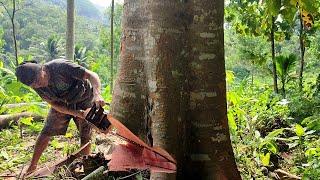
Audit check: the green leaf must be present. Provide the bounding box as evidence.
[295,124,305,137]
[305,148,318,157]
[228,112,237,133]
[65,133,73,138]
[265,142,278,154]
[265,0,281,16]
[135,173,143,180]
[226,70,235,84]
[50,139,64,149]
[20,117,33,126]
[266,128,284,139]
[18,56,24,65]
[260,153,270,166]
[0,150,9,160]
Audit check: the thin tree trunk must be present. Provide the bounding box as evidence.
[271,16,278,93]
[12,0,18,66]
[0,0,18,65]
[282,79,286,98]
[110,0,114,93]
[66,0,75,61]
[298,13,305,91]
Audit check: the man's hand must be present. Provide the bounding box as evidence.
[72,108,91,119]
[93,94,105,107]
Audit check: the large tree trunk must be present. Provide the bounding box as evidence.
[111,0,240,179]
[66,0,75,61]
[271,16,278,93]
[110,0,115,92]
[184,1,240,179]
[298,13,305,91]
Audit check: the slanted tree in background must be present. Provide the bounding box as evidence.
[66,0,74,60]
[111,0,240,179]
[0,0,18,65]
[0,0,32,65]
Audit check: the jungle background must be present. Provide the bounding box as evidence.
[0,0,320,179]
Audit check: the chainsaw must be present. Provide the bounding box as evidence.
[85,103,111,132]
[84,103,177,173]
[26,104,176,178]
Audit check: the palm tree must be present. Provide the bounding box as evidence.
[276,54,297,97]
[47,35,61,61]
[74,44,88,67]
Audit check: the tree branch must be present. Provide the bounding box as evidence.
[0,1,13,19]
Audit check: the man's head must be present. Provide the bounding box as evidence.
[15,61,49,88]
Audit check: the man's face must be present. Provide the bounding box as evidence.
[30,69,49,88]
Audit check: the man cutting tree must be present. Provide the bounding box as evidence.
[15,59,105,174]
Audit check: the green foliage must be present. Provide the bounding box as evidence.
[265,0,281,16]
[225,0,265,36]
[228,69,320,179]
[45,0,102,20]
[0,28,4,52]
[0,0,102,60]
[47,35,62,60]
[74,44,88,67]
[0,1,123,176]
[295,124,305,137]
[99,3,123,73]
[276,53,297,96]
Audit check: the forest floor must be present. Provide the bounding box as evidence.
[0,121,115,178]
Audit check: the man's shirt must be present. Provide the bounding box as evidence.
[35,59,93,107]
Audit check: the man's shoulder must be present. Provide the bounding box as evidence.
[45,59,73,66]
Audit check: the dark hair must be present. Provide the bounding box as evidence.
[15,61,41,86]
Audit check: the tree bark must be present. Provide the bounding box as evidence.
[110,0,115,93]
[111,0,240,179]
[66,0,75,61]
[271,16,278,94]
[298,13,305,91]
[184,1,241,179]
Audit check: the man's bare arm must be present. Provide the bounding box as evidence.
[83,70,105,106]
[44,99,85,118]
